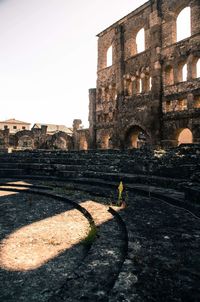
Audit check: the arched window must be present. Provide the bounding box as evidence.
[136,28,145,53]
[165,66,174,85]
[178,63,187,82]
[149,77,152,90]
[107,46,112,67]
[139,79,142,93]
[178,128,193,145]
[176,7,191,42]
[177,99,187,111]
[101,133,110,149]
[182,64,187,81]
[197,59,200,78]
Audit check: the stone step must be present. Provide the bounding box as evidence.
[68,173,185,191]
[48,205,128,302]
[0,168,25,177]
[109,191,200,301]
[0,157,122,165]
[62,164,119,173]
[0,152,127,160]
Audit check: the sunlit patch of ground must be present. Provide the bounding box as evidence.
[0,179,122,272]
[0,190,18,197]
[0,180,32,191]
[0,205,89,271]
[81,200,121,226]
[0,189,121,272]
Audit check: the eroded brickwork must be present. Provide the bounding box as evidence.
[89,0,200,149]
[0,127,74,151]
[0,120,91,152]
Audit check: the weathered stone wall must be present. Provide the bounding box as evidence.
[0,129,9,150]
[0,120,91,151]
[161,0,200,146]
[72,119,90,151]
[88,89,97,149]
[89,0,200,149]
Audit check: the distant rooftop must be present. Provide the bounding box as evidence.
[32,123,73,135]
[0,118,31,125]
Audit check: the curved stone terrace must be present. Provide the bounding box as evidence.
[0,175,199,302]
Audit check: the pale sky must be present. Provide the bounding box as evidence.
[0,0,148,128]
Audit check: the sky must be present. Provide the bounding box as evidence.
[0,0,147,128]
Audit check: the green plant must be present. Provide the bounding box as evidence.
[82,225,97,247]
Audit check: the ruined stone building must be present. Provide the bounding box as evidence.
[0,119,88,151]
[89,0,200,149]
[1,0,199,152]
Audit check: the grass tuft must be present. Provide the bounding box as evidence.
[82,225,97,247]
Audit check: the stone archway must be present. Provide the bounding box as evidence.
[50,132,73,150]
[124,125,148,149]
[177,128,193,145]
[79,136,88,150]
[15,130,34,149]
[101,133,110,149]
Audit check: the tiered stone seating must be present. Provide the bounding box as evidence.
[0,146,200,301]
[0,145,199,201]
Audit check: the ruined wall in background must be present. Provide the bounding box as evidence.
[0,120,90,152]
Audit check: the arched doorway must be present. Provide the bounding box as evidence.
[18,135,34,149]
[15,131,34,150]
[101,134,110,149]
[80,137,88,150]
[50,132,73,150]
[125,126,148,149]
[53,137,68,150]
[177,128,193,145]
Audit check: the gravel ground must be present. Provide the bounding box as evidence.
[0,189,90,302]
[0,180,200,302]
[110,195,200,302]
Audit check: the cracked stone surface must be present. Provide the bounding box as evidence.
[0,190,90,302]
[0,180,200,301]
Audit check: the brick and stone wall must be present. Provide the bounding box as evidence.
[0,121,89,151]
[89,0,200,149]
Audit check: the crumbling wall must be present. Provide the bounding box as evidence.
[89,0,200,149]
[161,0,200,146]
[0,127,74,151]
[47,132,73,150]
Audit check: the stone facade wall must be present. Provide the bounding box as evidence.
[89,0,200,149]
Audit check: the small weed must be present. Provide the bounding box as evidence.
[82,225,97,247]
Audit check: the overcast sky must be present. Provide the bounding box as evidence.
[0,0,147,127]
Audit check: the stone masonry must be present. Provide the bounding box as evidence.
[88,0,200,149]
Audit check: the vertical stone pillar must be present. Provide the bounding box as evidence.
[73,119,82,151]
[149,1,163,146]
[40,125,48,148]
[191,0,200,36]
[88,88,97,149]
[3,128,10,148]
[114,25,125,95]
[41,125,47,135]
[192,123,200,144]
